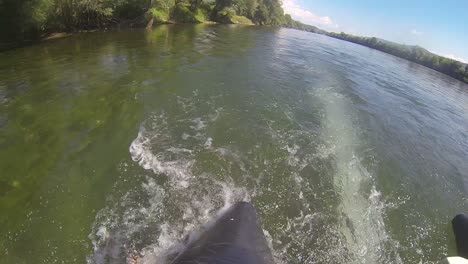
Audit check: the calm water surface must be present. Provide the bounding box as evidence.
[1,25,467,263]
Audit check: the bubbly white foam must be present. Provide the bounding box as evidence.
[89,103,254,264]
[89,86,407,264]
[129,129,193,189]
[318,86,402,263]
[204,137,213,148]
[134,179,250,264]
[190,117,206,131]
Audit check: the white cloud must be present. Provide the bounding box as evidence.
[410,29,423,36]
[429,49,467,63]
[282,0,339,30]
[430,50,467,63]
[443,54,466,63]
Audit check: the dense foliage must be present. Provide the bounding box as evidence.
[327,32,468,84]
[0,0,300,49]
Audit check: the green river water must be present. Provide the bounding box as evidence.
[1,25,467,263]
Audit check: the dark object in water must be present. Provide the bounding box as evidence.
[453,214,468,259]
[171,202,274,264]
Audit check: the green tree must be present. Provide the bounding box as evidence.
[283,14,293,27]
[245,0,258,18]
[253,2,269,24]
[264,0,283,25]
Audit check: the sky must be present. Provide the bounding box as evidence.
[282,0,468,63]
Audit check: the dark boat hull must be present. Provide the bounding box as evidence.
[171,202,274,264]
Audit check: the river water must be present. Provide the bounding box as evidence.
[1,25,467,263]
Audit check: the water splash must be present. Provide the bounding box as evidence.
[317,86,403,263]
[89,104,250,263]
[89,86,406,264]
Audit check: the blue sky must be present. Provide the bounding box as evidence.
[282,0,468,63]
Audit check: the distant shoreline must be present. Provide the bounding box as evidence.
[2,0,465,84]
[321,31,468,85]
[3,23,467,86]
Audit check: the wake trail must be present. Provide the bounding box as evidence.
[87,94,250,264]
[317,85,402,263]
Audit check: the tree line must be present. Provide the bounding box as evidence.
[0,0,310,49]
[327,32,468,84]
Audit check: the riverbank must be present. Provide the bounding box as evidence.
[0,0,290,52]
[1,0,465,84]
[324,32,468,85]
[37,18,252,44]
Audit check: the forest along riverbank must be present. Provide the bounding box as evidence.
[2,1,466,84]
[0,0,314,51]
[0,26,467,264]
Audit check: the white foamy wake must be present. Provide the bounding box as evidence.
[129,127,193,189]
[88,83,403,263]
[88,178,167,264]
[88,176,249,264]
[136,179,250,264]
[89,100,251,263]
[317,86,402,263]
